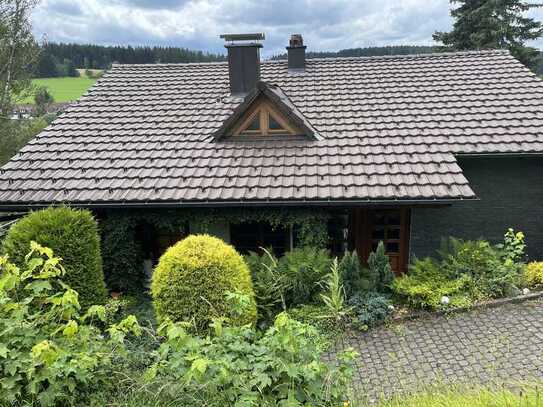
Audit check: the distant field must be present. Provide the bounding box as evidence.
[23,77,97,104]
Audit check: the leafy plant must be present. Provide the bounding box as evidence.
[439,237,522,299]
[348,291,394,330]
[524,262,543,288]
[319,258,351,324]
[278,246,332,306]
[2,206,107,309]
[0,242,140,406]
[146,311,357,406]
[245,248,287,326]
[287,304,342,344]
[367,241,394,292]
[497,228,526,263]
[151,234,257,331]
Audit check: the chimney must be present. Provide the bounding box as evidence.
[287,34,306,71]
[220,33,264,95]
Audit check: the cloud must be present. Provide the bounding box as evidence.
[32,0,543,56]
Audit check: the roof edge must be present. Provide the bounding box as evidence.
[0,196,479,211]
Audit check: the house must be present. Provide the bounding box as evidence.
[0,33,542,280]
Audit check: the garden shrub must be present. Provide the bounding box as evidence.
[147,312,357,406]
[2,206,107,309]
[151,234,257,331]
[339,250,372,298]
[287,304,342,340]
[367,241,394,292]
[278,246,332,306]
[392,257,473,310]
[348,291,394,330]
[100,215,144,293]
[524,262,543,288]
[245,249,287,326]
[439,237,522,299]
[0,242,140,406]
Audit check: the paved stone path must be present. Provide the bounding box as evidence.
[329,299,543,402]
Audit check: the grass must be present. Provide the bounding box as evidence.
[366,382,543,407]
[23,76,97,103]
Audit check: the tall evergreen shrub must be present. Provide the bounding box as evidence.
[2,207,107,308]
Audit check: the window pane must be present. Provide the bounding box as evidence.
[268,113,285,130]
[230,222,289,256]
[386,242,400,253]
[245,115,260,131]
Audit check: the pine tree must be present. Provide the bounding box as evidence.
[434,0,543,70]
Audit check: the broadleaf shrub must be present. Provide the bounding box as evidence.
[524,262,543,288]
[147,312,357,406]
[151,234,257,331]
[0,242,140,406]
[2,206,107,308]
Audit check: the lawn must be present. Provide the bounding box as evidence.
[373,383,543,407]
[24,77,97,103]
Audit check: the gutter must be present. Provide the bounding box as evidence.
[455,152,543,158]
[0,196,479,211]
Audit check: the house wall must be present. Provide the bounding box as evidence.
[410,156,543,261]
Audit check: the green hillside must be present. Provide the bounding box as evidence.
[24,77,97,103]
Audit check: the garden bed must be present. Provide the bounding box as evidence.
[391,289,543,322]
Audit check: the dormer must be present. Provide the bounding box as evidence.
[214,81,321,141]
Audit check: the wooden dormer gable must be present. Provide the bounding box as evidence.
[213,81,321,141]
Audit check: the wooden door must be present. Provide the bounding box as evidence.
[350,208,410,274]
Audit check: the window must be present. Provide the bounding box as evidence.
[233,100,299,137]
[230,222,292,256]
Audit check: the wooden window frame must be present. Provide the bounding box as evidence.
[230,99,302,137]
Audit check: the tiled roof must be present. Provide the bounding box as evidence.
[1,49,542,207]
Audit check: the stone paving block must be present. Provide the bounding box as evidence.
[329,299,543,399]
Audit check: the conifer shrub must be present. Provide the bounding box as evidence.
[2,206,107,309]
[151,234,257,331]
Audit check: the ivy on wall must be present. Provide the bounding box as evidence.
[99,207,332,293]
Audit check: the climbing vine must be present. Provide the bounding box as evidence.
[99,207,331,293]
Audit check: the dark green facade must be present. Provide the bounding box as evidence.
[410,156,543,261]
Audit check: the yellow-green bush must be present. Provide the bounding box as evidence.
[151,234,256,330]
[2,207,106,309]
[524,262,543,288]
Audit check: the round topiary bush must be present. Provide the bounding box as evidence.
[151,234,257,330]
[2,206,107,309]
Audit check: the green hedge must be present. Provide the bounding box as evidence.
[2,207,107,308]
[151,234,257,331]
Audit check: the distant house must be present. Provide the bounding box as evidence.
[9,102,70,120]
[0,33,542,274]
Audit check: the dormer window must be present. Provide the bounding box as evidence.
[213,81,321,141]
[234,101,296,137]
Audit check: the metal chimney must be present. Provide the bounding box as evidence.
[220,33,264,95]
[287,34,306,71]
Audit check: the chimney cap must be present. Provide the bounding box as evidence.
[288,34,305,49]
[220,33,265,42]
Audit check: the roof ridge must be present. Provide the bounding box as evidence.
[111,49,511,68]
